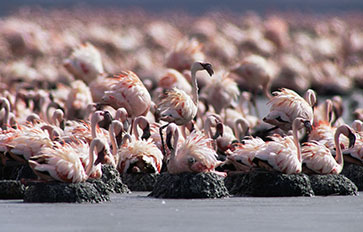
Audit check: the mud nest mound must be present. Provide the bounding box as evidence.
[225,170,314,197]
[23,181,110,203]
[23,165,129,203]
[149,172,229,199]
[99,165,130,194]
[122,173,159,191]
[341,163,363,191]
[0,180,25,199]
[309,174,358,196]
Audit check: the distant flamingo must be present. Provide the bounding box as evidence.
[302,124,356,174]
[200,71,240,114]
[263,88,316,132]
[157,61,214,155]
[165,123,225,176]
[63,42,104,84]
[252,118,306,174]
[230,55,274,117]
[0,97,12,130]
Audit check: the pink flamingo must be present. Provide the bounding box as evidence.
[302,124,356,174]
[230,54,274,117]
[226,136,265,172]
[342,120,362,166]
[100,71,151,134]
[263,88,316,132]
[63,42,104,84]
[28,138,106,183]
[252,118,306,174]
[157,61,214,155]
[165,123,226,176]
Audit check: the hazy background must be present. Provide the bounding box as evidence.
[1,0,363,16]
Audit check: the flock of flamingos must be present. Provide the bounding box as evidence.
[0,10,362,189]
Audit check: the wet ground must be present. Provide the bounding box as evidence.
[1,192,363,232]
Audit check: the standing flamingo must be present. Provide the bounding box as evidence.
[100,71,151,134]
[302,124,356,174]
[157,61,214,155]
[252,118,306,174]
[230,54,274,117]
[165,123,225,176]
[263,88,316,132]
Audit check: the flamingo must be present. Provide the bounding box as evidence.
[302,124,356,174]
[252,118,306,174]
[157,61,214,155]
[115,118,163,174]
[28,138,105,183]
[342,120,363,166]
[225,136,265,172]
[65,80,93,120]
[100,71,151,134]
[63,42,104,84]
[200,70,240,114]
[230,54,274,117]
[0,97,12,130]
[165,123,225,176]
[263,88,316,132]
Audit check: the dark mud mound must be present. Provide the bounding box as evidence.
[0,180,25,199]
[225,170,314,197]
[122,173,159,191]
[309,174,358,196]
[149,172,229,199]
[23,181,110,203]
[341,163,363,191]
[100,165,130,194]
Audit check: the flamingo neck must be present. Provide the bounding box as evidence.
[109,123,118,156]
[3,101,10,130]
[169,127,179,165]
[234,118,249,140]
[334,129,344,166]
[190,65,199,106]
[86,141,96,176]
[292,120,302,163]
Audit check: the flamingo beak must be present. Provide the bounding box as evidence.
[141,124,151,140]
[212,123,224,139]
[348,132,356,149]
[304,121,312,134]
[94,148,106,166]
[201,63,214,76]
[166,131,174,151]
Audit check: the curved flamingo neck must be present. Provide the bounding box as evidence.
[292,119,302,162]
[334,127,344,166]
[91,113,102,138]
[133,116,147,140]
[234,118,249,140]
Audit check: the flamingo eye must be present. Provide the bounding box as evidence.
[188,157,196,164]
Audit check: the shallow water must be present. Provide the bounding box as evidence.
[1,192,363,232]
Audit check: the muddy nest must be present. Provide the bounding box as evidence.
[0,180,25,199]
[341,163,363,191]
[309,174,358,196]
[24,181,110,203]
[122,173,159,191]
[23,165,129,203]
[225,170,314,197]
[149,172,229,199]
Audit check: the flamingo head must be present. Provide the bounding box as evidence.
[192,61,214,76]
